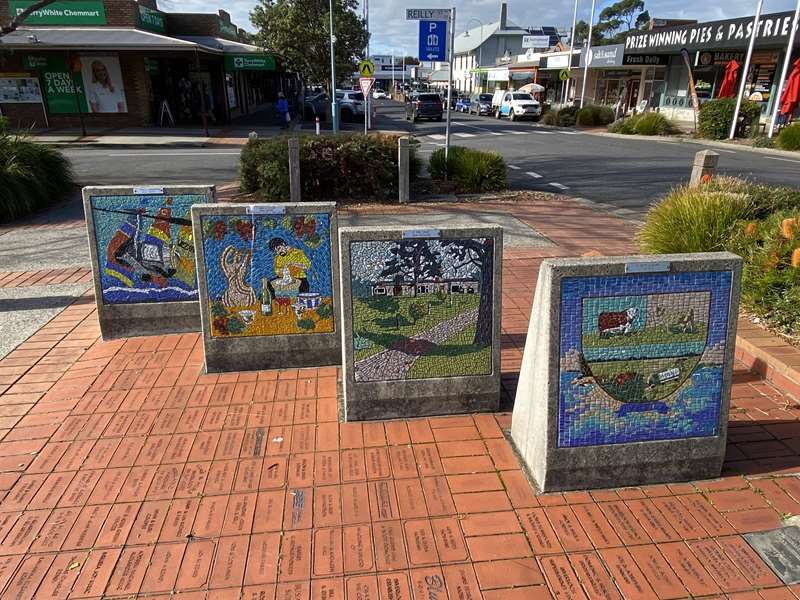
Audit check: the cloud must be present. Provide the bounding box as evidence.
[159,0,259,33]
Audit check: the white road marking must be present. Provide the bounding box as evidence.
[532,130,556,135]
[107,151,241,157]
[765,156,800,163]
[502,130,528,135]
[525,171,543,178]
[508,165,521,170]
[549,182,569,190]
[428,134,446,140]
[560,131,580,135]
[453,121,502,134]
[453,132,476,138]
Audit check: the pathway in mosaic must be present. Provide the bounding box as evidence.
[1,198,800,599]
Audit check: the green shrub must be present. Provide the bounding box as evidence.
[542,110,558,125]
[608,115,638,134]
[752,135,775,148]
[239,133,419,201]
[575,107,595,127]
[428,146,506,193]
[0,116,8,135]
[591,105,615,126]
[698,98,762,139]
[639,183,754,254]
[776,123,800,151]
[0,132,74,223]
[556,106,578,127]
[633,112,677,136]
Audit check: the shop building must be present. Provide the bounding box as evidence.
[623,11,800,124]
[0,0,299,129]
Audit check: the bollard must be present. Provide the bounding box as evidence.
[288,137,301,203]
[315,116,320,136]
[398,137,410,204]
[689,149,720,186]
[248,131,258,142]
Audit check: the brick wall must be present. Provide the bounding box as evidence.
[165,13,220,37]
[104,0,138,27]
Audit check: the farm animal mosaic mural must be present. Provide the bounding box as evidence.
[200,213,334,337]
[90,194,203,304]
[349,237,494,382]
[558,270,733,447]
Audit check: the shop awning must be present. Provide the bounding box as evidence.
[175,36,263,54]
[0,27,209,52]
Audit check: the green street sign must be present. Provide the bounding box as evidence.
[224,55,275,71]
[218,18,238,40]
[22,55,48,69]
[9,0,106,25]
[40,57,87,114]
[137,5,165,33]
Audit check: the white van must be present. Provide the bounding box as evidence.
[493,91,542,122]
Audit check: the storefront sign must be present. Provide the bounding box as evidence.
[487,68,510,81]
[40,57,87,114]
[522,35,550,49]
[138,5,165,33]
[0,77,43,103]
[144,57,160,75]
[698,51,745,66]
[623,54,670,66]
[9,0,106,25]
[22,55,48,69]
[542,54,570,69]
[224,55,276,71]
[579,44,624,67]
[218,18,239,39]
[625,11,797,53]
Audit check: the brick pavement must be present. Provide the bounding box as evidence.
[0,197,799,599]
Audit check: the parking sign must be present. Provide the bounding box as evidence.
[419,20,447,61]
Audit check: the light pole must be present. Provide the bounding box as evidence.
[392,48,396,91]
[579,0,597,108]
[464,18,484,93]
[729,0,763,140]
[329,0,339,133]
[768,0,800,138]
[563,0,579,105]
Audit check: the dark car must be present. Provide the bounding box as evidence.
[405,93,443,122]
[303,92,329,121]
[469,93,494,116]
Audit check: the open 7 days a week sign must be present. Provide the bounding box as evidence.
[512,253,742,492]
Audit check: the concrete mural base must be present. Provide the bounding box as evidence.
[511,253,742,492]
[82,185,215,341]
[192,202,341,373]
[339,226,503,421]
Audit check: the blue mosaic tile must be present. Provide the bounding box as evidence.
[557,271,733,447]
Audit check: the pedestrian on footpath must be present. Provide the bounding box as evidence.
[277,92,290,129]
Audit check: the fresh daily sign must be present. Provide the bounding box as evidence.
[625,10,797,52]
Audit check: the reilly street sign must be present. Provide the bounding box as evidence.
[419,20,447,61]
[406,8,451,20]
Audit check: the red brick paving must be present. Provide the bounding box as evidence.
[0,198,799,599]
[0,267,92,289]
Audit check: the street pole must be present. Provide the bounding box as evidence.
[768,0,800,138]
[329,0,339,133]
[392,49,396,92]
[579,0,596,108]
[564,0,579,105]
[445,6,456,164]
[729,0,763,140]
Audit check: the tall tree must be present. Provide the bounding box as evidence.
[574,0,649,46]
[380,241,443,286]
[251,0,368,90]
[443,239,494,347]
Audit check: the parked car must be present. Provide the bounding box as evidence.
[303,91,329,121]
[405,92,443,122]
[455,96,471,112]
[469,93,494,116]
[373,89,388,99]
[335,90,366,122]
[494,91,542,121]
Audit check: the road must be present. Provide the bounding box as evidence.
[63,99,800,216]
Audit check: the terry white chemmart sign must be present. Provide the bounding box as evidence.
[224,55,276,71]
[625,11,797,53]
[9,0,106,25]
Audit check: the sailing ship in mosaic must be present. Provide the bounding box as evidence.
[558,271,733,447]
[200,213,334,337]
[349,237,494,382]
[90,194,201,304]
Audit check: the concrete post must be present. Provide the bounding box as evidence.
[288,137,301,202]
[398,137,410,204]
[690,150,719,186]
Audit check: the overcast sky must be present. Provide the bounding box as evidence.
[160,0,797,55]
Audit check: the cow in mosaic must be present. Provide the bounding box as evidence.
[597,307,638,338]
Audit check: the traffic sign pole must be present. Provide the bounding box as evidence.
[444,7,455,170]
[359,77,375,134]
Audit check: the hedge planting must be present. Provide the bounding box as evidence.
[698,98,762,139]
[776,123,800,151]
[576,105,615,127]
[0,131,74,223]
[607,112,678,136]
[640,176,800,335]
[428,146,506,193]
[239,134,420,202]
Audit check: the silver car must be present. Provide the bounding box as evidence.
[335,90,366,122]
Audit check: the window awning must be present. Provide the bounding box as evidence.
[0,27,213,52]
[174,36,263,54]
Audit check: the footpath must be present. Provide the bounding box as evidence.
[0,194,799,599]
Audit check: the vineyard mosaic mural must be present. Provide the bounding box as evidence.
[349,237,494,382]
[90,194,204,304]
[200,213,334,337]
[558,270,733,447]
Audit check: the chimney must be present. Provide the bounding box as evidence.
[499,2,507,29]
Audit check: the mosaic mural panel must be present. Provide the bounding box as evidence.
[91,194,204,304]
[349,237,494,382]
[558,270,733,447]
[200,213,334,338]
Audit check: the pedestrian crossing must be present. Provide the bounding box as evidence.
[424,127,579,143]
